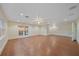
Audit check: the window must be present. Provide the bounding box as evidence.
[0,19,5,37]
[18,25,28,36]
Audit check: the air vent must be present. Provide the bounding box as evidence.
[25,16,29,18]
[69,5,77,10]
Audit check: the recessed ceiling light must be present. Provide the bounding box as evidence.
[50,24,58,30]
[37,21,41,24]
[20,13,24,16]
[52,24,57,29]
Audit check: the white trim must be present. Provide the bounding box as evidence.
[0,38,8,55]
[48,33,72,37]
[0,35,5,40]
[77,40,79,44]
[0,21,8,55]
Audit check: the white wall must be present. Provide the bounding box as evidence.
[7,22,48,39]
[28,25,47,36]
[7,21,18,39]
[0,6,8,54]
[7,21,72,40]
[48,22,72,37]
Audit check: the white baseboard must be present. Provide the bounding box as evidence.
[48,33,72,37]
[0,39,8,55]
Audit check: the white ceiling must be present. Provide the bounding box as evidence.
[1,3,79,24]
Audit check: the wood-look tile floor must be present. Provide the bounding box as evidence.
[1,35,79,56]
